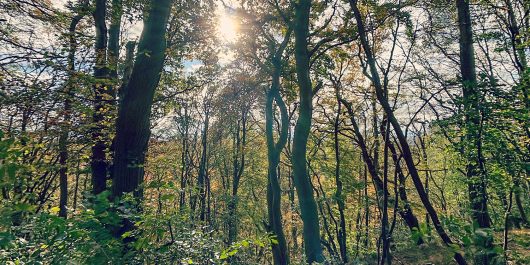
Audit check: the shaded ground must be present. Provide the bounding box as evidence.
[393,243,454,265]
[386,229,530,265]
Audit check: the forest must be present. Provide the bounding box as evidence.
[0,0,529,264]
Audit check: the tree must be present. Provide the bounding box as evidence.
[264,27,292,265]
[292,0,325,262]
[349,0,467,264]
[112,0,173,197]
[59,0,89,218]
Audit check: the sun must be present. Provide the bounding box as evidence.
[217,10,238,43]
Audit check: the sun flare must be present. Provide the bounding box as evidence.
[218,10,239,43]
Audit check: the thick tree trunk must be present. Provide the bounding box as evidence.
[292,0,324,262]
[112,0,172,197]
[108,0,122,81]
[456,0,491,230]
[91,0,109,195]
[119,41,136,101]
[349,1,467,264]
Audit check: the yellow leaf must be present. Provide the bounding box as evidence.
[50,206,60,214]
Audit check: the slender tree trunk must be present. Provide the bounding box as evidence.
[106,0,122,181]
[380,121,390,265]
[288,166,299,255]
[292,0,324,262]
[503,189,514,262]
[196,105,209,222]
[59,4,86,218]
[340,98,384,196]
[349,1,467,264]
[333,99,348,263]
[179,106,189,210]
[228,110,246,245]
[73,159,81,212]
[372,92,380,180]
[266,55,290,265]
[514,185,529,226]
[341,95,423,244]
[380,121,423,244]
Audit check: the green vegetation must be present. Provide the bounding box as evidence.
[0,0,529,264]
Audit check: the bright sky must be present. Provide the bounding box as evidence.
[216,4,239,64]
[217,7,239,43]
[51,1,239,68]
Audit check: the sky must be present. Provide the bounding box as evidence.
[51,0,239,65]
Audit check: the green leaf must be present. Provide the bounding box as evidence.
[241,240,249,247]
[121,231,132,239]
[462,236,472,247]
[228,248,238,256]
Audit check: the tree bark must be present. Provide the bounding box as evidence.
[91,0,109,195]
[112,0,173,197]
[333,98,348,263]
[292,0,325,262]
[228,110,247,245]
[456,0,491,230]
[265,43,290,265]
[199,108,209,222]
[59,2,87,218]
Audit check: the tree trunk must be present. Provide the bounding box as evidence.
[59,3,86,218]
[380,120,423,245]
[108,0,122,81]
[266,54,290,264]
[333,99,348,263]
[196,105,209,222]
[456,0,491,230]
[228,110,247,245]
[292,0,324,262]
[380,120,390,265]
[91,0,109,195]
[112,0,173,197]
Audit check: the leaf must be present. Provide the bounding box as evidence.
[50,206,60,214]
[241,240,249,247]
[121,231,132,239]
[228,248,238,256]
[462,236,472,247]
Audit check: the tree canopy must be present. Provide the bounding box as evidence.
[0,0,529,264]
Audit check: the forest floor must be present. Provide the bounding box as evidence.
[505,229,530,264]
[388,229,530,265]
[392,243,454,265]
